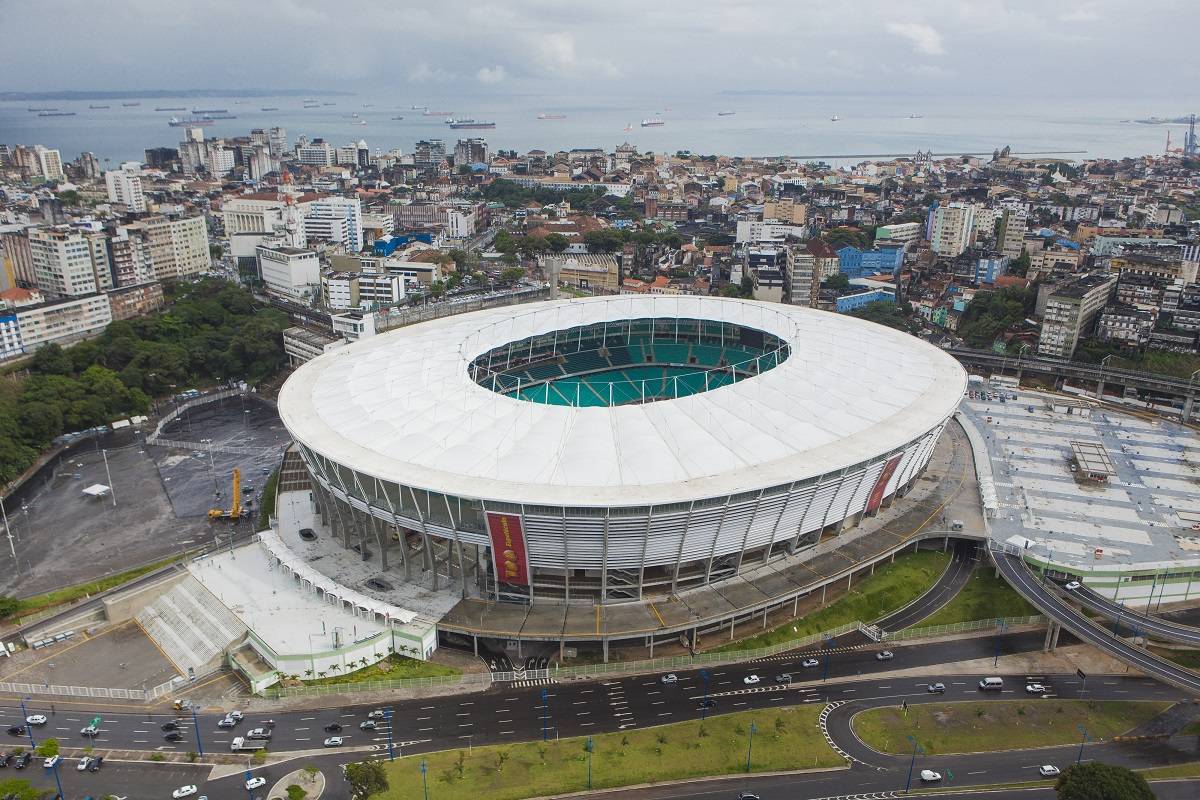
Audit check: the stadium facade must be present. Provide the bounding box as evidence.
[279,296,967,606]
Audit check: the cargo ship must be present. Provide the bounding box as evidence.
[449,119,495,129]
[537,113,567,120]
[38,111,76,117]
[423,110,453,116]
[122,102,140,107]
[192,108,227,115]
[169,116,215,127]
[717,110,736,116]
[155,106,186,111]
[303,101,320,108]
[261,107,279,111]
[640,118,665,127]
[89,104,110,109]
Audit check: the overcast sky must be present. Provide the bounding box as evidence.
[2,0,1192,97]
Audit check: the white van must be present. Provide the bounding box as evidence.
[978,677,1003,690]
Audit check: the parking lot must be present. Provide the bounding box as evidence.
[0,620,178,692]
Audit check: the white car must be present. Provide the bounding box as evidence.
[876,650,895,661]
[245,777,266,790]
[1065,581,1081,590]
[80,724,99,737]
[225,710,244,721]
[919,769,942,782]
[367,709,387,720]
[24,715,46,726]
[661,673,678,684]
[1039,765,1061,777]
[77,756,93,771]
[743,674,761,685]
[43,755,60,769]
[359,720,377,730]
[172,786,198,799]
[801,658,820,668]
[324,736,344,747]
[217,717,237,728]
[1026,683,1048,694]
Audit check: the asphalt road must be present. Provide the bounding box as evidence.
[994,552,1200,693]
[874,541,976,632]
[1055,578,1200,646]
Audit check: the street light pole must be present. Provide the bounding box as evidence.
[50,758,63,799]
[191,705,204,757]
[19,698,35,748]
[699,669,711,721]
[421,759,430,800]
[101,449,117,507]
[586,736,594,789]
[904,734,924,793]
[1076,725,1089,764]
[745,722,757,772]
[1,496,14,561]
[1098,354,1114,401]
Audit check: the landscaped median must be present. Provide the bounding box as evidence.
[378,706,841,800]
[916,567,1036,627]
[851,700,1170,755]
[714,549,950,652]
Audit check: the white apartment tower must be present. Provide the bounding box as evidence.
[930,202,977,257]
[28,226,111,297]
[303,197,363,252]
[104,162,147,212]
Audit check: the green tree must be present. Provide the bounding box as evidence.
[286,785,308,800]
[0,777,44,800]
[500,267,525,283]
[1009,250,1031,278]
[29,343,72,375]
[35,738,59,758]
[583,228,627,253]
[544,232,571,254]
[0,596,24,620]
[822,273,851,291]
[344,760,389,798]
[1055,762,1153,800]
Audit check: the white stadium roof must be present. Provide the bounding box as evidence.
[279,296,967,507]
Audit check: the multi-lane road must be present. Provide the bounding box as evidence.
[1056,578,1200,647]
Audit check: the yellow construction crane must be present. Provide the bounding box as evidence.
[208,467,243,520]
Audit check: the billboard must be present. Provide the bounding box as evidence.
[486,512,530,586]
[865,453,904,514]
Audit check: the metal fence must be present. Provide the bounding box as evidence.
[0,680,149,701]
[882,615,1046,642]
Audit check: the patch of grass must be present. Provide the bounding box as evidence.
[4,555,180,623]
[258,467,280,530]
[1148,646,1200,670]
[1139,761,1200,780]
[379,706,840,800]
[714,549,950,652]
[294,653,459,685]
[852,700,1169,755]
[917,567,1036,627]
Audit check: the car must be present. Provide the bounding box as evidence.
[160,721,178,731]
[367,709,387,720]
[775,673,792,683]
[164,731,184,742]
[24,715,46,726]
[743,674,761,685]
[1026,683,1048,694]
[1039,765,1061,777]
[324,722,342,732]
[217,717,237,728]
[79,725,99,737]
[77,756,93,771]
[0,752,11,768]
[359,720,377,730]
[88,755,104,772]
[43,755,60,769]
[661,673,678,684]
[801,658,820,668]
[324,736,344,747]
[226,710,244,721]
[919,769,942,782]
[876,651,895,661]
[737,794,761,800]
[12,752,31,769]
[245,777,266,790]
[5,726,25,737]
[1065,581,1081,590]
[172,786,198,799]
[697,699,717,710]
[927,682,946,694]
[246,728,272,740]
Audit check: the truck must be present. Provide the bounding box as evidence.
[230,736,266,752]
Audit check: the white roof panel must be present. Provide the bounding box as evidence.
[279,296,967,507]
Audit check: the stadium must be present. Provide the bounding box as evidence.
[278,295,968,629]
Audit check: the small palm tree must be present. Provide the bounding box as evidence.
[328,663,341,673]
[304,669,314,678]
[359,657,369,668]
[317,671,327,679]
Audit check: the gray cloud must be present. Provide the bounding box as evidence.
[0,0,1193,97]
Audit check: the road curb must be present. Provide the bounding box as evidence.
[514,764,847,800]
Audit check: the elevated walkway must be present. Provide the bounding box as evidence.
[134,574,247,676]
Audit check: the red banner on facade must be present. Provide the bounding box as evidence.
[486,512,530,586]
[865,454,904,514]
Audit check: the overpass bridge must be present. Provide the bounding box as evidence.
[946,347,1198,421]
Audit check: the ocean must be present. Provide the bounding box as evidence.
[1,91,1197,168]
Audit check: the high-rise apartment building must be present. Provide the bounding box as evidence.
[997,209,1028,259]
[296,139,334,166]
[1037,273,1117,358]
[453,138,489,166]
[304,197,363,252]
[413,139,446,168]
[28,226,111,297]
[110,226,157,287]
[762,197,807,225]
[120,215,211,280]
[104,162,147,212]
[0,227,37,288]
[929,202,977,257]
